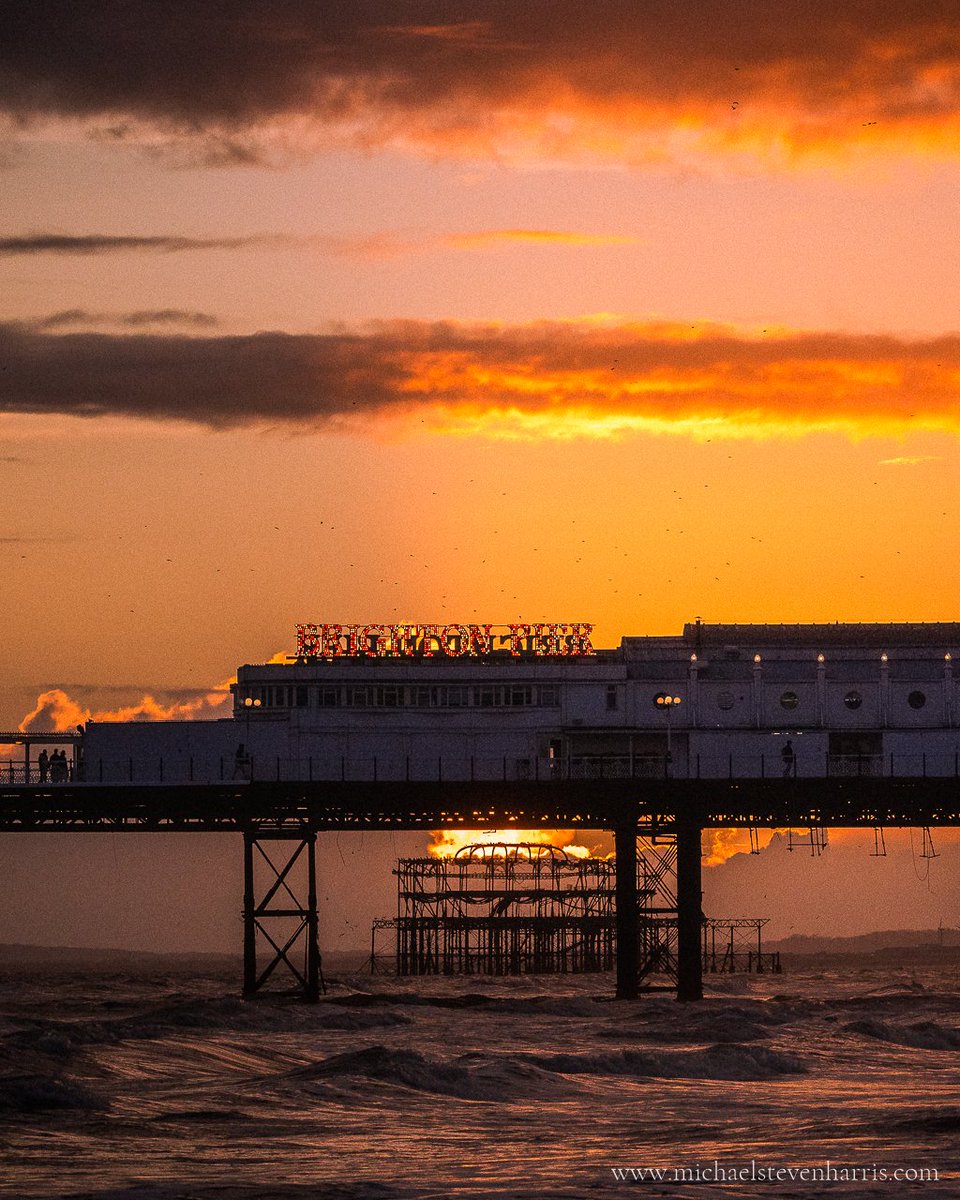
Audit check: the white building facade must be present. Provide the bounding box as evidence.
[80,621,960,784]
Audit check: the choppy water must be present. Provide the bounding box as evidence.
[1,959,959,1198]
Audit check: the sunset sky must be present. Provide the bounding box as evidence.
[2,3,959,947]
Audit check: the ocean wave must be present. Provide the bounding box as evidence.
[877,1105,960,1134]
[1,995,412,1057]
[285,1045,581,1101]
[842,1018,960,1050]
[0,1073,108,1113]
[148,1107,251,1123]
[524,1042,807,1081]
[328,990,605,1017]
[309,1008,413,1030]
[600,1010,772,1044]
[835,987,960,1013]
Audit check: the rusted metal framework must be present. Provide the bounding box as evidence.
[705,918,780,973]
[648,917,781,975]
[391,844,628,975]
[377,840,776,980]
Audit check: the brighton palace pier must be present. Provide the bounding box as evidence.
[79,619,960,785]
[6,620,960,1002]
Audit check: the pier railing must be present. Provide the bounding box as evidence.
[5,750,959,785]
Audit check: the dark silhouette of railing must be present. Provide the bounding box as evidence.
[6,750,958,786]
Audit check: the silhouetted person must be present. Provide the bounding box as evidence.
[781,739,796,777]
[233,743,249,780]
[38,748,49,783]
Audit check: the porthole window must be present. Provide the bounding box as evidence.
[844,690,862,710]
[908,690,926,710]
[717,691,735,711]
[780,691,799,710]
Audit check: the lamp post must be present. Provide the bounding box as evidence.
[656,694,682,773]
[242,697,261,778]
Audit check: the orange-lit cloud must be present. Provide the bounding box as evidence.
[3,317,960,442]
[4,4,960,168]
[704,826,839,865]
[14,650,295,734]
[19,687,232,734]
[878,454,944,466]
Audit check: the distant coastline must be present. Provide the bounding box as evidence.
[0,943,375,972]
[1,931,957,973]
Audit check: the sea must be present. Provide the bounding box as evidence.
[1,955,959,1199]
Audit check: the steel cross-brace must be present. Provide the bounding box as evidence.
[242,829,325,1001]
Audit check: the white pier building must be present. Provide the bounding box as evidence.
[81,621,960,784]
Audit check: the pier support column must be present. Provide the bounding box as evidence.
[242,829,324,1002]
[305,834,321,1002]
[614,824,639,1000]
[242,833,257,994]
[676,818,703,1002]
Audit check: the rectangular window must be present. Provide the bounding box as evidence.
[446,686,468,707]
[347,686,369,707]
[540,685,560,707]
[376,686,405,707]
[504,685,532,706]
[606,685,619,711]
[474,685,499,708]
[295,686,309,707]
[410,686,433,707]
[318,687,339,707]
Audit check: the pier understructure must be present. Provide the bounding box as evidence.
[370,841,778,981]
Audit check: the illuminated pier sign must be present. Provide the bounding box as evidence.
[295,623,595,659]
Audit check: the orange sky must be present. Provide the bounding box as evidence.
[1,3,959,944]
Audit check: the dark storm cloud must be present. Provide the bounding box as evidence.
[1,3,958,159]
[0,322,395,428]
[0,231,415,259]
[31,310,220,330]
[2,319,960,438]
[0,234,269,255]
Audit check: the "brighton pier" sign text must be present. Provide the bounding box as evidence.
[296,623,595,659]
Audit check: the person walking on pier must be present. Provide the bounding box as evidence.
[781,739,796,777]
[38,748,49,783]
[233,743,250,780]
